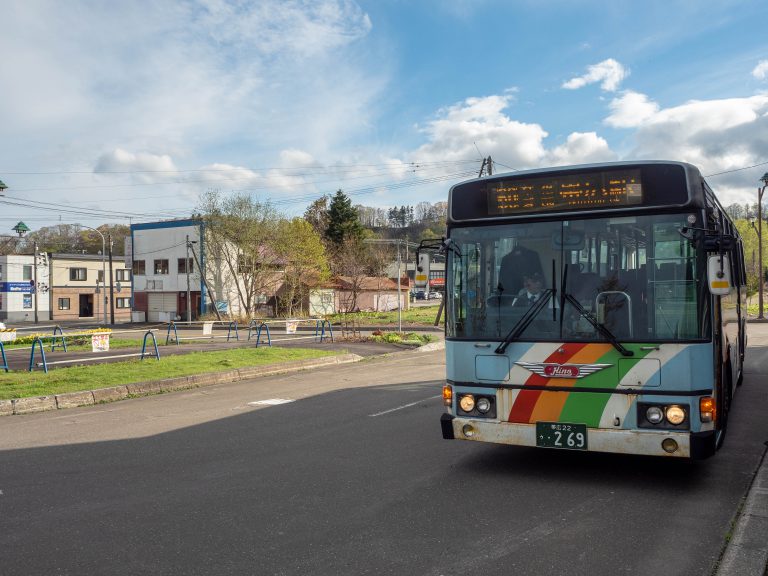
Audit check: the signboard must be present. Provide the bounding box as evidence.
[429,277,445,287]
[285,320,298,334]
[203,322,214,336]
[487,169,643,215]
[92,333,110,352]
[0,330,17,343]
[0,282,34,293]
[216,301,228,313]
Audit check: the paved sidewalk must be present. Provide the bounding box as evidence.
[715,447,768,576]
[715,318,768,576]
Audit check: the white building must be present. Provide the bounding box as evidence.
[129,219,206,322]
[0,254,51,322]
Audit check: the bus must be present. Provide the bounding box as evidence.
[432,161,747,459]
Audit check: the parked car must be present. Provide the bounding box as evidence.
[428,291,442,299]
[414,290,426,300]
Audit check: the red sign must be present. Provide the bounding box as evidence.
[429,277,445,287]
[543,364,580,378]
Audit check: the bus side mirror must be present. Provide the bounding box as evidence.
[707,254,732,295]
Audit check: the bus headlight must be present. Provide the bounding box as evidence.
[665,405,686,425]
[476,397,492,414]
[459,395,475,412]
[646,406,664,424]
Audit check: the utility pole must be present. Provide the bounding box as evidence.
[108,233,115,324]
[478,156,493,177]
[33,241,38,324]
[187,240,220,321]
[186,235,192,322]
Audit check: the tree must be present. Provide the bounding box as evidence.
[303,195,330,238]
[25,224,82,254]
[274,218,330,316]
[197,189,283,317]
[325,189,363,246]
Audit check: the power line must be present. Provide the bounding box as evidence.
[704,160,768,178]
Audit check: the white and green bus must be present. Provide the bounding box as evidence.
[433,161,747,459]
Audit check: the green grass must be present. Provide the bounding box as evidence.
[328,303,444,326]
[1,337,171,351]
[0,347,339,400]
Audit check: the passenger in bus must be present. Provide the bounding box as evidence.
[498,244,544,296]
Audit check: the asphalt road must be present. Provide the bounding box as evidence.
[1,341,767,575]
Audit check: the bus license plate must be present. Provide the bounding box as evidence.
[536,422,588,450]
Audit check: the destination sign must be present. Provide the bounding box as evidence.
[487,169,643,215]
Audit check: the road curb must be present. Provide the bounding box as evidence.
[715,446,768,576]
[1,353,364,416]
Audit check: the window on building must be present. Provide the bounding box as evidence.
[146,280,164,290]
[154,259,169,274]
[97,270,104,283]
[116,269,131,282]
[0,293,3,310]
[0,264,3,280]
[116,297,131,308]
[58,298,71,310]
[132,260,146,275]
[70,268,87,281]
[178,257,194,274]
[23,265,32,281]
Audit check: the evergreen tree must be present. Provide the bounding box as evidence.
[325,189,363,245]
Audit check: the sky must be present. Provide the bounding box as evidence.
[2,0,768,231]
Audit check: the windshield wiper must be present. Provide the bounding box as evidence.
[563,293,634,357]
[494,288,554,354]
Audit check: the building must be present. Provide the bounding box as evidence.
[129,219,205,322]
[130,219,293,321]
[0,254,50,322]
[49,254,133,322]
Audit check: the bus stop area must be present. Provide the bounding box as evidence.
[0,319,439,373]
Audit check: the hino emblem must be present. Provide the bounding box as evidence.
[515,362,612,379]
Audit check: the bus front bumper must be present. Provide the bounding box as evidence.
[441,414,715,459]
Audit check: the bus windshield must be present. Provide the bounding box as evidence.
[447,213,710,342]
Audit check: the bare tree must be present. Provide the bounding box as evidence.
[197,190,283,317]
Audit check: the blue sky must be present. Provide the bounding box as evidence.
[2,0,768,230]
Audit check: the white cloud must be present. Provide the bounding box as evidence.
[609,94,768,205]
[412,94,548,167]
[563,58,628,92]
[605,91,660,128]
[545,132,617,166]
[752,60,768,81]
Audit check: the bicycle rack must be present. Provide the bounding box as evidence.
[51,325,68,352]
[226,321,239,342]
[0,341,8,373]
[28,337,48,373]
[314,319,334,343]
[254,322,271,347]
[166,321,179,346]
[141,331,161,360]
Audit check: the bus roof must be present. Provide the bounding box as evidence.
[448,160,708,224]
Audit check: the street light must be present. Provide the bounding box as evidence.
[78,224,108,326]
[758,174,768,320]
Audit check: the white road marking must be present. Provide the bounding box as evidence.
[368,395,441,417]
[247,398,295,406]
